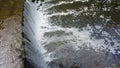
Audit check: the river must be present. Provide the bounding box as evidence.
[23,0,120,68]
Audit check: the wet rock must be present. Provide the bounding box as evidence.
[0,16,24,68]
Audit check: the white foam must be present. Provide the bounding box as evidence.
[75,0,89,2]
[34,0,120,62]
[46,11,74,17]
[44,0,88,10]
[37,16,120,55]
[44,1,74,11]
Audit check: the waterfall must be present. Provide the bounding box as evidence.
[22,0,120,68]
[23,0,49,68]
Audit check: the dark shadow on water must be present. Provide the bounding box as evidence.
[24,58,35,68]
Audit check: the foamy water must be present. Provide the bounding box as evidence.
[24,0,120,68]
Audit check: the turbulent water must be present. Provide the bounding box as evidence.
[23,0,120,68]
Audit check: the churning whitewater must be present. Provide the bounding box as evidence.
[23,0,120,68]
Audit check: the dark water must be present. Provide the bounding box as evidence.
[23,0,120,68]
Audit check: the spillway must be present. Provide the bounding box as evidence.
[23,0,120,68]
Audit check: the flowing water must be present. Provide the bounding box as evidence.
[23,0,120,68]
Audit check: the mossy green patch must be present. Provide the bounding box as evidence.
[0,0,23,20]
[0,22,5,30]
[113,61,120,68]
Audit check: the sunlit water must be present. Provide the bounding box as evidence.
[23,0,120,68]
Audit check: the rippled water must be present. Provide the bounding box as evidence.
[23,0,120,68]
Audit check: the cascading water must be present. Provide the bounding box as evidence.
[23,0,49,68]
[23,0,120,68]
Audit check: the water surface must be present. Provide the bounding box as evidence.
[24,0,120,68]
